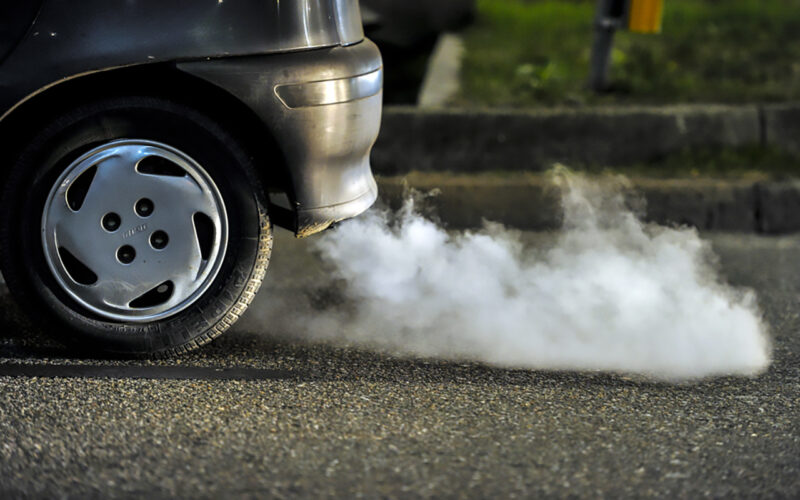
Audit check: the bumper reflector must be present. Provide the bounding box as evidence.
[275,68,383,109]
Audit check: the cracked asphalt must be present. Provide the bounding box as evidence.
[0,230,798,498]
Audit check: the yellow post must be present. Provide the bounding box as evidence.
[628,0,664,34]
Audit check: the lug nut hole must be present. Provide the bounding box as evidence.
[117,245,136,264]
[150,230,169,250]
[135,198,154,217]
[102,212,121,232]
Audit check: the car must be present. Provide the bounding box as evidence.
[0,0,383,356]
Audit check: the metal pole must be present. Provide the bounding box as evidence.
[589,0,626,92]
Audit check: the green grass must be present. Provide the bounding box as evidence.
[457,0,800,107]
[603,146,800,179]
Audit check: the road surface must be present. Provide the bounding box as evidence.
[0,231,798,498]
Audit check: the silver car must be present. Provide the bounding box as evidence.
[0,0,382,355]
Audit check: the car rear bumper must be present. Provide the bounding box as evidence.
[178,39,383,237]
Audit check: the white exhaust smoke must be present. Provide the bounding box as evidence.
[247,169,771,380]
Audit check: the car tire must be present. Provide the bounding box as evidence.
[0,96,272,356]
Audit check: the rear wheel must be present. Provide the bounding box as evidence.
[0,96,272,356]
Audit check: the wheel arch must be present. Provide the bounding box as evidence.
[0,63,297,231]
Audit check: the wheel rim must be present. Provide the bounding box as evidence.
[41,139,229,322]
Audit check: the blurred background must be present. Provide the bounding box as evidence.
[365,0,800,216]
[364,0,800,107]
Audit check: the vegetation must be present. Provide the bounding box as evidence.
[607,146,800,178]
[457,0,800,107]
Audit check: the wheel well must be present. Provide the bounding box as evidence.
[0,63,296,228]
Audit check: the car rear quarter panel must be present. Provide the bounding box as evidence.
[0,0,362,118]
[0,2,41,65]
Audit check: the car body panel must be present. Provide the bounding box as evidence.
[0,2,41,64]
[0,0,365,119]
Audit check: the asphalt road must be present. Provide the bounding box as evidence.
[0,230,798,498]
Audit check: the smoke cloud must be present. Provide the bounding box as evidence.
[244,169,771,380]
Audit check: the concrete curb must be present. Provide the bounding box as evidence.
[375,173,800,233]
[372,103,800,175]
[417,33,464,107]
